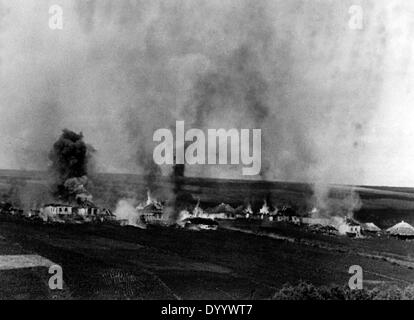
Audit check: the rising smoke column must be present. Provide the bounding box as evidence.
[189,45,271,178]
[166,140,193,222]
[48,129,95,202]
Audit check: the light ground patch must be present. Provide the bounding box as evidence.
[0,254,55,271]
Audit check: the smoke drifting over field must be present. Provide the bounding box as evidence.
[0,0,414,191]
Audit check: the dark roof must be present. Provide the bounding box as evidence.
[279,206,297,216]
[78,200,98,208]
[345,217,360,226]
[139,203,163,214]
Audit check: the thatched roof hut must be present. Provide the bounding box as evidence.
[361,222,381,233]
[207,203,235,214]
[386,221,414,238]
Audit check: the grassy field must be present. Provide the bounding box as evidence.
[0,216,413,299]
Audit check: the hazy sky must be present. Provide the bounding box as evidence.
[1,0,414,187]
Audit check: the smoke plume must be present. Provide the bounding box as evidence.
[310,184,363,219]
[48,129,95,202]
[113,198,146,229]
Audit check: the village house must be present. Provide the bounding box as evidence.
[273,212,289,222]
[361,222,381,235]
[42,203,73,216]
[270,205,299,223]
[76,205,99,217]
[386,221,414,239]
[39,202,113,223]
[40,203,73,222]
[205,203,236,220]
[345,224,362,237]
[338,218,362,237]
[137,194,167,226]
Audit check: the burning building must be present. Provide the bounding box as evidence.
[48,130,95,204]
[40,203,73,222]
[134,190,171,227]
[39,202,114,223]
[243,203,253,218]
[139,202,164,225]
[259,200,270,219]
[31,130,115,224]
[338,218,362,238]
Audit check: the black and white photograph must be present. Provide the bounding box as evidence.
[1,0,414,305]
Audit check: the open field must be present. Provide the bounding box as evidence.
[0,215,414,299]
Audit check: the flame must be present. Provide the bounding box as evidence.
[146,189,153,206]
[310,207,319,217]
[136,189,163,210]
[244,203,253,214]
[259,200,269,215]
[193,199,204,217]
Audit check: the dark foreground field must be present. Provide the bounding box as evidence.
[0,216,414,299]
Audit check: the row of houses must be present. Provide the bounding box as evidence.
[116,192,414,240]
[192,201,300,221]
[300,217,414,239]
[36,202,414,239]
[299,217,382,237]
[0,201,115,223]
[40,203,115,222]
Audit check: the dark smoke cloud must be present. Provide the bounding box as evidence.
[49,129,95,201]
